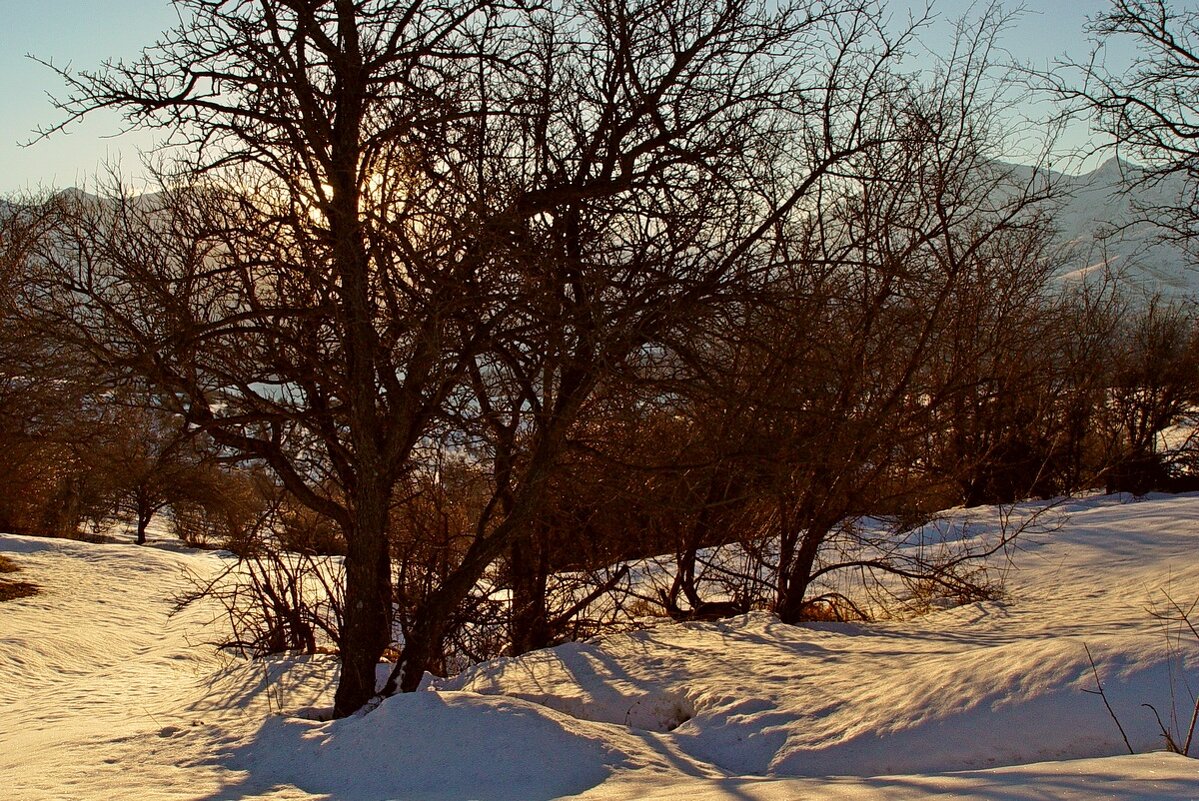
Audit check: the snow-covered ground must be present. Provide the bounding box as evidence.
[1,493,1197,800]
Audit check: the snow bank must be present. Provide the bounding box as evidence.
[214,691,650,800]
[447,494,1199,779]
[1,493,1198,800]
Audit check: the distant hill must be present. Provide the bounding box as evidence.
[1038,158,1197,298]
[11,162,1198,298]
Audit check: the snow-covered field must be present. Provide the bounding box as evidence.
[1,493,1197,800]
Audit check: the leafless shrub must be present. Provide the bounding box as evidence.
[174,494,345,658]
[1083,588,1199,759]
[1145,592,1199,757]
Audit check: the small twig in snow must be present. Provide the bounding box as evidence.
[1083,643,1134,755]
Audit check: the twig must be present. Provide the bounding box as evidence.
[1142,703,1180,753]
[552,564,631,629]
[1083,643,1134,754]
[1183,694,1198,757]
[1149,591,1199,755]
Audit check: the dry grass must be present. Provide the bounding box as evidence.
[0,553,39,600]
[0,580,38,601]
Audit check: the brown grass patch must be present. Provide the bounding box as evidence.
[0,555,39,600]
[0,580,38,601]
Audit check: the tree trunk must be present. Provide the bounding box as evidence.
[389,489,548,693]
[136,487,151,545]
[327,18,389,717]
[332,481,393,717]
[509,532,551,655]
[390,582,462,693]
[775,520,831,624]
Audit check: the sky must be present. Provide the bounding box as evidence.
[0,0,177,194]
[0,0,1125,195]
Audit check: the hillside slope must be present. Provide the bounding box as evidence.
[1041,158,1197,296]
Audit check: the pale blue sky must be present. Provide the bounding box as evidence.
[0,0,1121,195]
[1,0,176,193]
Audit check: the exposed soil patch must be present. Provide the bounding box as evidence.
[0,580,39,601]
[0,554,40,600]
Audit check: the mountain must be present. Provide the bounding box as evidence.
[1041,158,1197,297]
[11,161,1199,297]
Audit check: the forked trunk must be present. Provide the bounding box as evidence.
[775,520,831,624]
[391,591,455,693]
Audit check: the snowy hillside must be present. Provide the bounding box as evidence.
[1042,158,1198,296]
[1,494,1198,800]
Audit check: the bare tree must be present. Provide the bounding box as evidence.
[380,0,929,693]
[1059,0,1199,251]
[645,7,1064,623]
[23,0,927,713]
[86,394,229,545]
[1098,297,1199,494]
[27,0,518,714]
[0,200,124,536]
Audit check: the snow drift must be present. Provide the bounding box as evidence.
[1,493,1197,800]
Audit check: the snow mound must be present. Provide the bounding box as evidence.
[2,493,1199,800]
[215,691,649,801]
